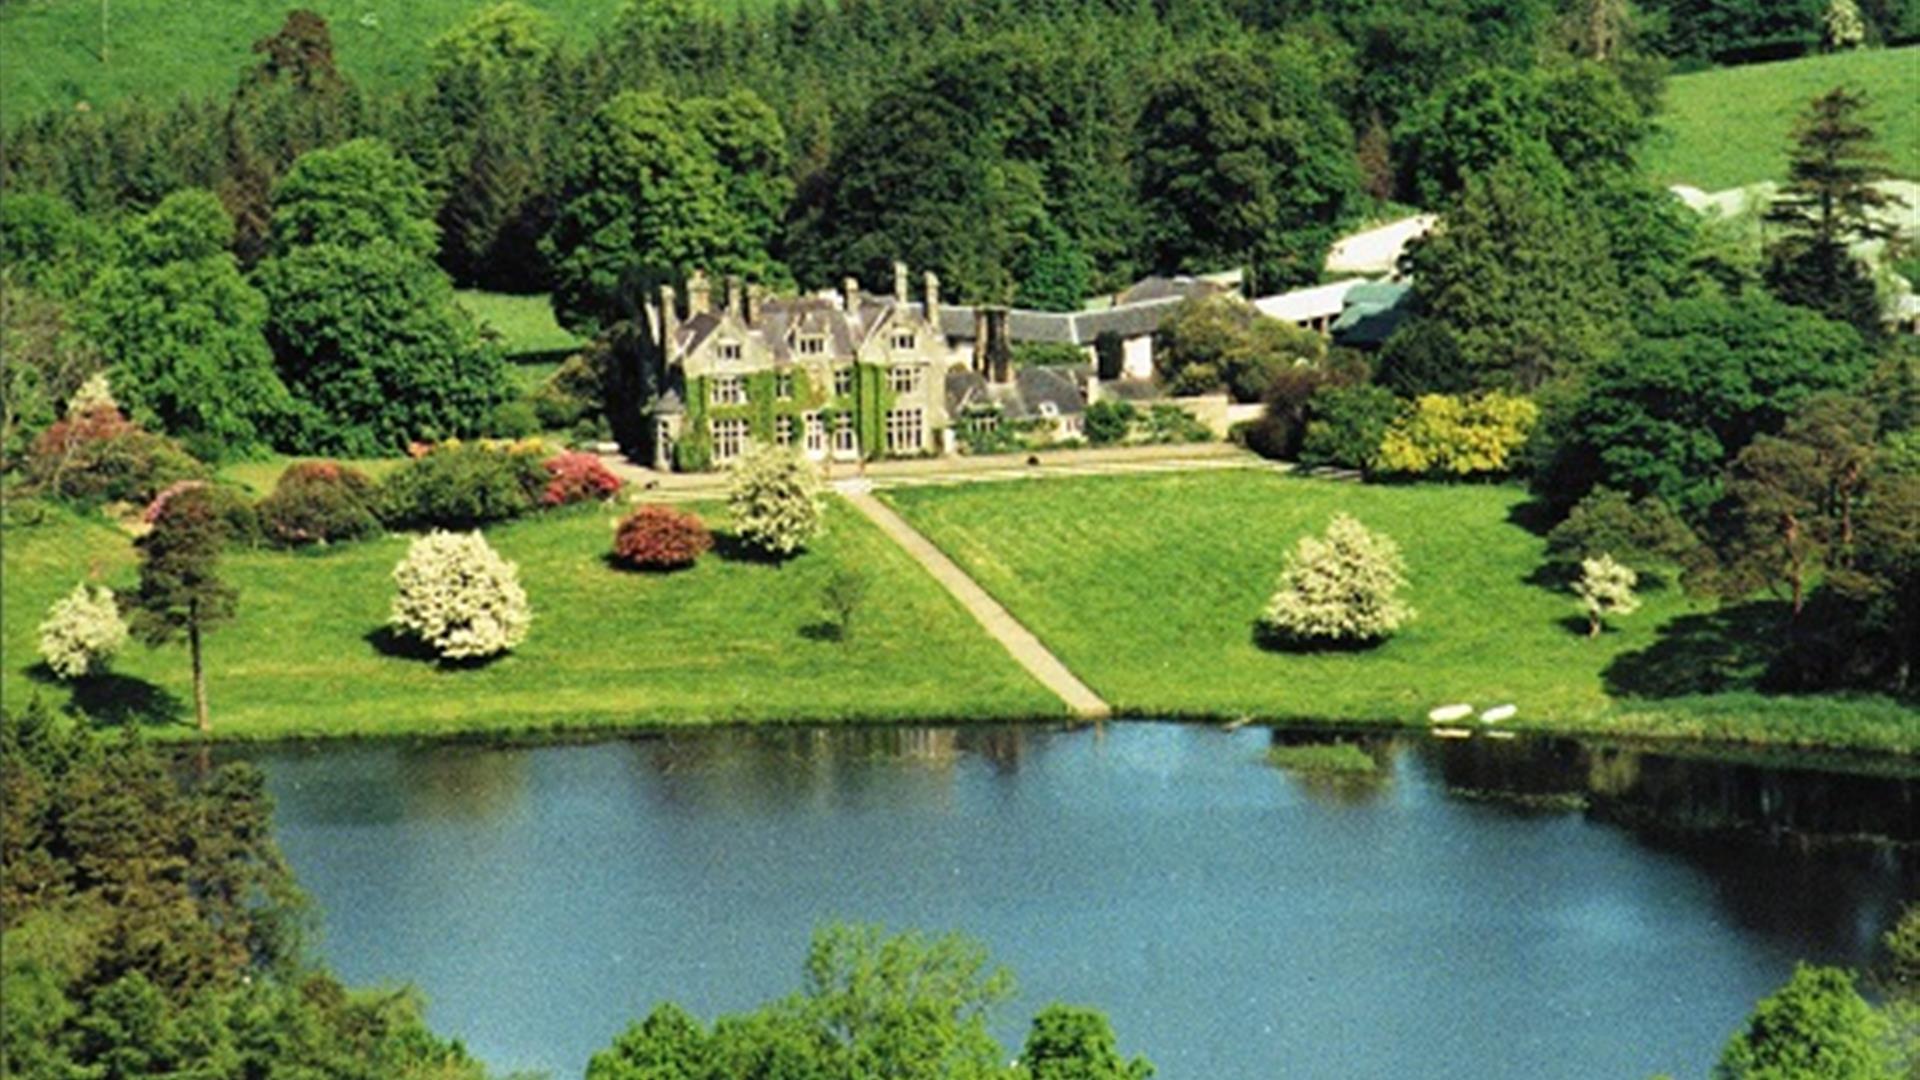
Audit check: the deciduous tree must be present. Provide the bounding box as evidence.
[389,530,531,661]
[1137,46,1358,292]
[82,190,290,459]
[727,444,824,557]
[1715,965,1893,1080]
[1258,513,1414,647]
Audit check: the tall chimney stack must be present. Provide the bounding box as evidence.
[687,270,712,316]
[660,284,679,357]
[924,271,941,327]
[725,275,742,319]
[746,282,763,325]
[894,261,909,305]
[843,275,861,315]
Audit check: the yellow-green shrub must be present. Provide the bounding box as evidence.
[1375,392,1538,477]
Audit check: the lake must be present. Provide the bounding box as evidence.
[249,723,1918,1078]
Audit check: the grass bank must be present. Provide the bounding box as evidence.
[1,497,1062,741]
[0,0,783,123]
[881,471,1916,757]
[1644,46,1920,189]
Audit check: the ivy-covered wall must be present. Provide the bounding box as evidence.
[675,366,893,471]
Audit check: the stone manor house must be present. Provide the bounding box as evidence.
[644,256,1389,471]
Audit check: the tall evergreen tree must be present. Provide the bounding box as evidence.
[1764,87,1901,340]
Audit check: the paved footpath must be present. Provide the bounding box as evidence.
[601,441,1292,503]
[838,485,1113,721]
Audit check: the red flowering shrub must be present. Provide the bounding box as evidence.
[26,406,207,504]
[142,479,260,547]
[541,451,622,507]
[613,505,711,570]
[259,461,382,546]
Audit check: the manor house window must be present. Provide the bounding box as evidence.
[887,365,922,394]
[797,335,826,357]
[804,412,826,455]
[892,332,916,351]
[833,413,857,454]
[712,418,749,462]
[833,368,854,396]
[717,342,742,362]
[776,373,794,400]
[710,376,746,406]
[775,415,794,446]
[885,408,924,453]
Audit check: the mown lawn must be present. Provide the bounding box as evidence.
[1644,46,1920,188]
[1,497,1061,741]
[882,472,1917,755]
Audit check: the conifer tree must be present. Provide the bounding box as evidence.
[1764,88,1900,340]
[131,485,237,733]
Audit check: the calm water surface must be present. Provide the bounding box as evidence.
[249,724,1917,1079]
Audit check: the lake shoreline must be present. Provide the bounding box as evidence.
[172,707,1920,778]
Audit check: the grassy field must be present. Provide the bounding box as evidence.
[0,0,615,124]
[1644,46,1920,188]
[0,495,1061,741]
[456,290,583,395]
[882,472,1918,756]
[456,290,581,359]
[0,0,782,124]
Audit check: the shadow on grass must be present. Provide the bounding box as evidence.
[1249,625,1391,654]
[1524,559,1677,593]
[799,621,846,643]
[364,626,511,670]
[1504,497,1560,537]
[601,553,698,575]
[28,665,191,729]
[1602,601,1787,699]
[505,346,578,367]
[712,531,794,566]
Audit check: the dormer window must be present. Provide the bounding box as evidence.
[717,341,742,363]
[892,332,916,351]
[797,335,826,357]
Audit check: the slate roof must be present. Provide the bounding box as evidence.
[943,365,1088,420]
[672,294,914,365]
[940,295,1187,348]
[1111,275,1229,306]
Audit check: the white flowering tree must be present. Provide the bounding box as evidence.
[1824,0,1865,48]
[389,530,531,660]
[1573,553,1639,638]
[67,372,118,416]
[728,444,824,557]
[38,583,129,679]
[1258,513,1414,647]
